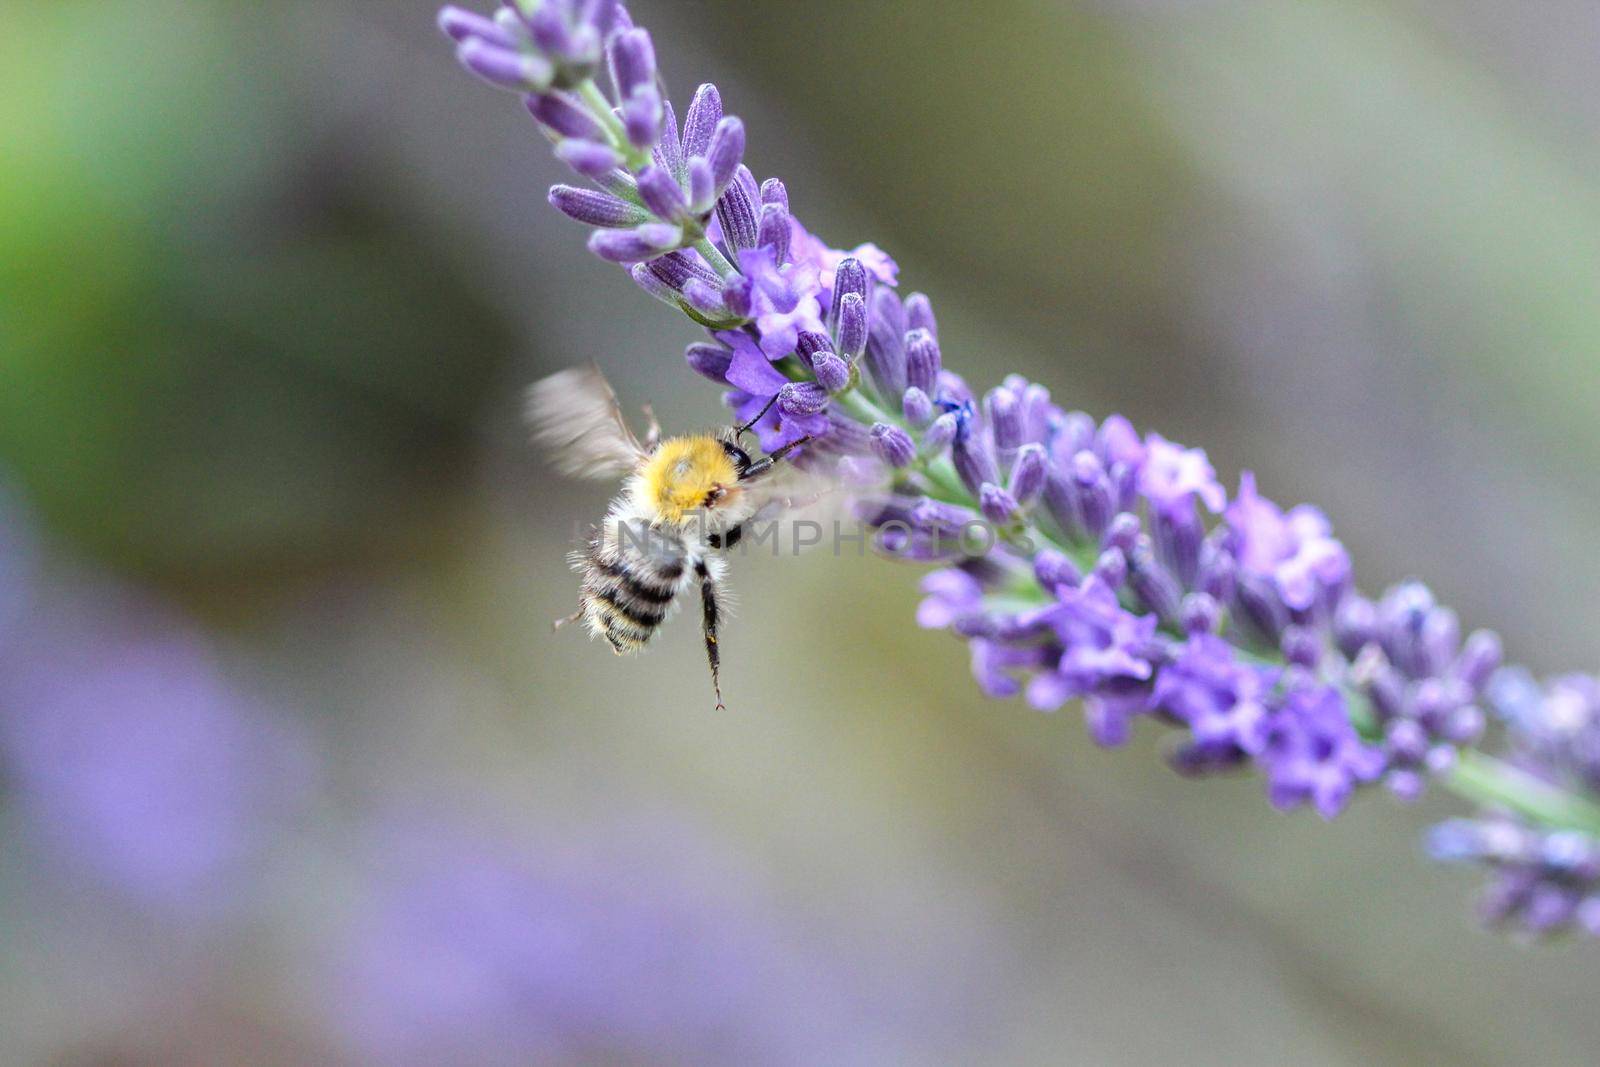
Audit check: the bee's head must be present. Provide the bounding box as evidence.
[641,435,746,526]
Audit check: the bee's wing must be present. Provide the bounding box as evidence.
[743,463,860,556]
[525,364,649,480]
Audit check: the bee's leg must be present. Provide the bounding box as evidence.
[552,607,584,632]
[737,436,816,481]
[705,523,744,550]
[734,393,780,438]
[641,404,661,452]
[695,560,726,711]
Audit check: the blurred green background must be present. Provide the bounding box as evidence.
[3,0,1600,1063]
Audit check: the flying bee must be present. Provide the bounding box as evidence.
[527,364,815,710]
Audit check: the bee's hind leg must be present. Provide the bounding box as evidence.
[695,560,726,711]
[552,607,584,632]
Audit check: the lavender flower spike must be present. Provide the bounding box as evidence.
[438,0,1600,943]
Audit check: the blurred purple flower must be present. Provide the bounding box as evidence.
[0,590,312,912]
[332,812,989,1067]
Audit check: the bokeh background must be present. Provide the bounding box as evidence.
[3,0,1600,1063]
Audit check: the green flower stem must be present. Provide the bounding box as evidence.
[1445,753,1600,836]
[694,239,737,279]
[576,80,652,171]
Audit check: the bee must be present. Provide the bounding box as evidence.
[527,364,814,710]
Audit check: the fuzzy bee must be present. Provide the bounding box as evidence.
[528,364,815,710]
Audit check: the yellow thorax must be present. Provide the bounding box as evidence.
[640,435,739,526]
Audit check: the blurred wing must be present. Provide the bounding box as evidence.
[746,462,856,556]
[525,364,648,480]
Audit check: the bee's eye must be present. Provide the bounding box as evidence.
[721,440,752,472]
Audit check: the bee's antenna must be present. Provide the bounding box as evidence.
[735,393,780,437]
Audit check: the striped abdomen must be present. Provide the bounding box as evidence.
[578,532,689,653]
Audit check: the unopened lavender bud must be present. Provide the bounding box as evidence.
[1412,678,1458,732]
[548,185,647,228]
[831,258,868,324]
[904,329,941,395]
[1010,444,1047,505]
[753,174,784,205]
[953,423,1001,497]
[987,387,1024,455]
[623,84,663,148]
[706,116,745,192]
[1420,606,1461,679]
[1103,512,1140,553]
[1386,718,1429,763]
[1180,593,1220,635]
[923,413,958,453]
[1235,573,1287,644]
[826,415,873,455]
[1020,384,1052,442]
[871,423,916,468]
[653,97,684,177]
[813,352,850,393]
[634,166,689,222]
[835,292,867,362]
[1541,832,1600,879]
[1387,770,1425,803]
[1334,594,1378,659]
[1128,544,1181,621]
[1034,548,1082,593]
[555,138,622,178]
[631,263,678,306]
[587,222,681,262]
[680,82,722,159]
[527,92,603,139]
[1443,705,1486,745]
[686,157,715,214]
[1094,547,1128,589]
[904,291,938,338]
[937,370,972,405]
[1070,451,1113,540]
[527,4,572,54]
[795,331,834,367]
[1196,535,1236,603]
[758,203,791,262]
[1152,504,1202,588]
[1455,630,1503,691]
[685,342,732,382]
[458,39,550,91]
[979,483,1020,525]
[1424,744,1457,776]
[438,5,516,47]
[680,279,727,316]
[1281,625,1321,669]
[1363,658,1408,720]
[645,250,718,291]
[714,174,758,253]
[1058,411,1097,456]
[865,287,908,401]
[778,381,829,416]
[902,387,934,428]
[608,27,656,100]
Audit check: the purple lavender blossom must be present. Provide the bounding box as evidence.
[440,0,1600,939]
